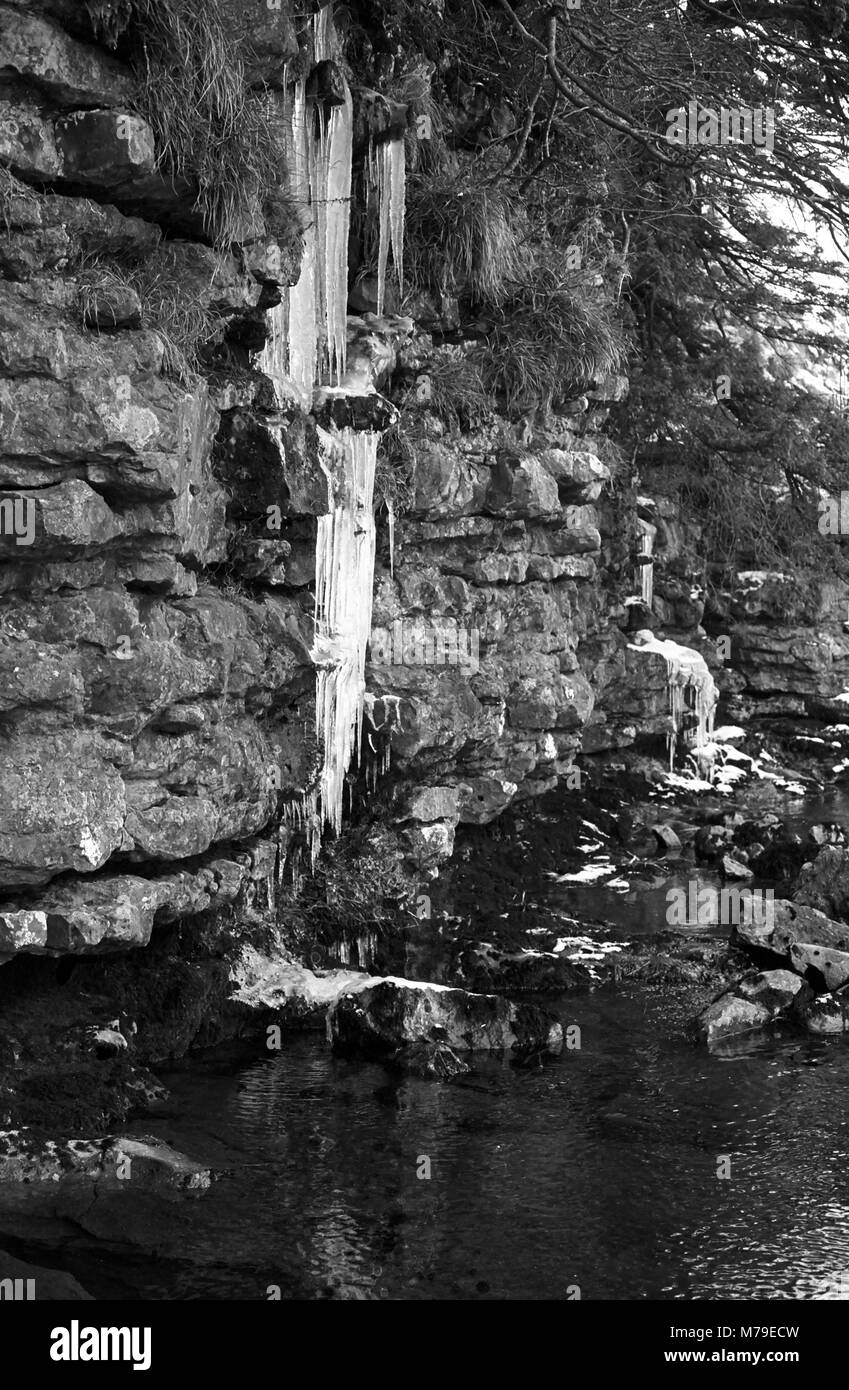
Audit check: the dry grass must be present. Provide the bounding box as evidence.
[405,161,530,307]
[375,422,418,515]
[477,263,627,412]
[427,354,492,431]
[76,256,222,382]
[86,0,285,249]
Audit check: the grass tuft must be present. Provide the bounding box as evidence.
[76,255,223,383]
[86,0,285,249]
[477,262,627,413]
[405,161,530,307]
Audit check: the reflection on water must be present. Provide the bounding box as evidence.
[64,984,849,1301]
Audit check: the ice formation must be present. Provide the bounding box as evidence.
[629,631,718,769]
[259,4,353,403]
[369,135,406,315]
[639,530,654,607]
[311,427,381,836]
[312,5,353,384]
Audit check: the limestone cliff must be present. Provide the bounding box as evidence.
[0,0,843,1125]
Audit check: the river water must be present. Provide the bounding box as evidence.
[19,788,849,1301]
[61,986,849,1302]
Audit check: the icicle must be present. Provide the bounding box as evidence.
[310,3,352,384]
[286,76,319,404]
[639,531,654,608]
[387,498,395,577]
[311,90,353,383]
[370,135,406,316]
[311,426,381,836]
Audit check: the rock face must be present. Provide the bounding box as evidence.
[327,978,564,1061]
[2,0,846,1133]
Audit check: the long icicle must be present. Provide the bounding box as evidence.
[370,134,406,316]
[312,428,381,837]
[312,2,352,384]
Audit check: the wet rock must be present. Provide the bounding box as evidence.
[732,898,849,963]
[789,942,849,992]
[795,991,849,1035]
[89,1026,128,1057]
[652,824,682,854]
[0,1130,212,1190]
[735,968,806,1012]
[696,994,772,1046]
[695,968,805,1045]
[721,853,753,880]
[795,847,849,923]
[394,1040,471,1080]
[327,978,563,1062]
[0,1249,93,1301]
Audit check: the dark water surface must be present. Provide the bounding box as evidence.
[20,786,849,1301]
[96,985,849,1302]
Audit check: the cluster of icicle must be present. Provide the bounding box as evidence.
[257,1,409,866]
[311,427,381,838]
[368,135,406,315]
[629,631,718,770]
[259,3,353,403]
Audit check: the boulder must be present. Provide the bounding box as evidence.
[327,978,563,1061]
[794,992,849,1036]
[0,1130,212,1189]
[795,847,849,923]
[695,968,805,1045]
[789,942,849,991]
[732,898,849,962]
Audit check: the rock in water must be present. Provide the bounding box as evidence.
[694,969,805,1046]
[327,978,563,1066]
